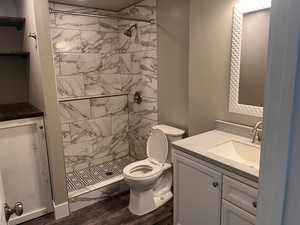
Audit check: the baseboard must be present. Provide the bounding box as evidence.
[53,201,70,220]
[8,207,51,225]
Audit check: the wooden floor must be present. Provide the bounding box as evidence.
[21,193,173,225]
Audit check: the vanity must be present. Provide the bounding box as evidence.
[172,123,260,225]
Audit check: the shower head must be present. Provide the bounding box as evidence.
[124,24,138,37]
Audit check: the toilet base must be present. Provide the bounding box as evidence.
[129,189,173,216]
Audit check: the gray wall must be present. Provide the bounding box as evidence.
[32,0,68,205]
[0,57,29,104]
[188,0,261,135]
[0,0,18,16]
[157,0,189,132]
[17,0,45,110]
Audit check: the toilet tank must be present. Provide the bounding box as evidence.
[152,125,185,163]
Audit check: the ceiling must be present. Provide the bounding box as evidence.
[50,0,143,11]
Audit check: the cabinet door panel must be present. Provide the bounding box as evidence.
[222,200,256,225]
[174,153,222,225]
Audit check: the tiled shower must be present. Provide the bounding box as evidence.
[49,0,158,210]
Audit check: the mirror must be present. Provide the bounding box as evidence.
[229,0,271,117]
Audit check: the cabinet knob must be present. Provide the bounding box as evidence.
[252,201,257,208]
[212,182,219,188]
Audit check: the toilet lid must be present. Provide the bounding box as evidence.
[147,129,169,164]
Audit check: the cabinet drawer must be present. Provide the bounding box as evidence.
[222,200,256,225]
[223,176,258,215]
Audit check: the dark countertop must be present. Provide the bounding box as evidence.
[0,103,43,122]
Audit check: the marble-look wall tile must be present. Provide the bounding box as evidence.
[64,141,94,171]
[119,0,156,20]
[50,1,158,174]
[119,25,157,53]
[98,18,119,32]
[77,53,103,74]
[53,53,61,76]
[140,25,157,51]
[119,30,141,53]
[121,74,157,98]
[112,114,129,135]
[55,14,101,31]
[58,53,120,76]
[60,99,91,123]
[48,3,56,28]
[61,124,71,143]
[81,31,119,54]
[140,50,157,75]
[84,73,121,96]
[111,134,130,158]
[58,53,81,76]
[128,115,157,159]
[91,95,128,118]
[54,4,119,32]
[100,53,120,74]
[57,75,85,99]
[128,95,157,121]
[70,118,112,144]
[119,53,132,74]
[51,28,81,53]
[132,51,157,75]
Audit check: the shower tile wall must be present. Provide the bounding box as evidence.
[119,0,158,160]
[49,0,157,173]
[50,3,128,173]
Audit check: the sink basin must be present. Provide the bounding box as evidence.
[207,140,260,170]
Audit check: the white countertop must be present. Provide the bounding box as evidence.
[172,130,260,180]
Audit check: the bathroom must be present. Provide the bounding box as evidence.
[0,0,299,224]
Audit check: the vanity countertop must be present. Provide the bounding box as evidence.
[0,102,43,122]
[172,130,260,183]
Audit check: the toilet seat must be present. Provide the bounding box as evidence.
[123,159,163,181]
[123,129,169,181]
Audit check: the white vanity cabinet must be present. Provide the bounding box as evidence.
[173,151,258,225]
[221,200,256,225]
[173,153,222,225]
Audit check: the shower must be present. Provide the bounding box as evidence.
[123,24,138,37]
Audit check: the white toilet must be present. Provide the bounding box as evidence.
[123,124,185,216]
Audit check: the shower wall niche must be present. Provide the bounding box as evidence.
[49,0,158,180]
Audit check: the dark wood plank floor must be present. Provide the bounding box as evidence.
[21,193,173,225]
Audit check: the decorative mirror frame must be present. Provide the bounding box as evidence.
[229,0,271,117]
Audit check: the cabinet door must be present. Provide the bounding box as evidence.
[173,153,222,225]
[221,200,256,225]
[0,118,53,224]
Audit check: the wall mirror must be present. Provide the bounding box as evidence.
[229,0,271,117]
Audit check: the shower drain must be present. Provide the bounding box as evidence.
[105,171,113,176]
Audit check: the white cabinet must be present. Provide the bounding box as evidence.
[221,200,256,225]
[0,117,52,225]
[173,153,222,225]
[173,151,258,225]
[223,176,258,215]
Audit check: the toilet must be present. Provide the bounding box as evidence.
[123,125,185,216]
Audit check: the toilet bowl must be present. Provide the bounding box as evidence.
[123,125,185,216]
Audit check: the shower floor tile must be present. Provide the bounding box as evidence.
[66,156,136,193]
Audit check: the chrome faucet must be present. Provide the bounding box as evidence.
[252,121,263,143]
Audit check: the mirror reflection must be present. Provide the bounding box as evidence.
[238,9,270,107]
